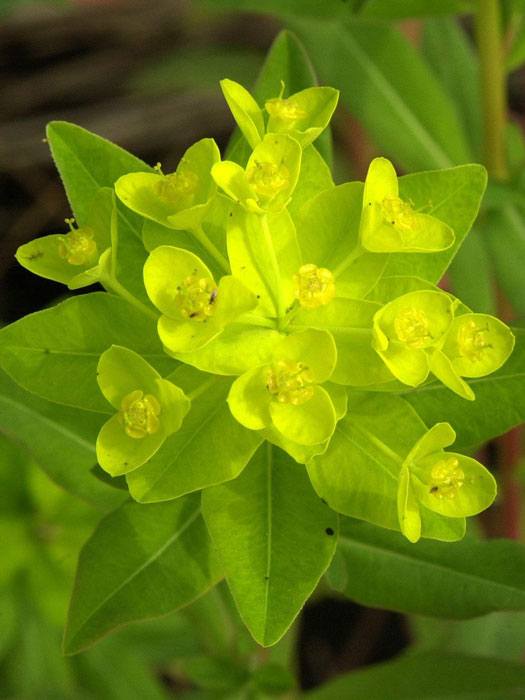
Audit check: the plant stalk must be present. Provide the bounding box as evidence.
[476,0,509,181]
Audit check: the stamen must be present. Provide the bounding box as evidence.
[394,307,432,349]
[174,274,217,321]
[156,170,199,202]
[247,161,289,199]
[381,196,418,244]
[266,360,314,405]
[294,264,335,309]
[58,224,97,266]
[265,97,307,124]
[457,319,492,361]
[119,390,161,439]
[429,457,465,500]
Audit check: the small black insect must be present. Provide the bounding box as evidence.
[325,527,334,536]
[209,288,218,305]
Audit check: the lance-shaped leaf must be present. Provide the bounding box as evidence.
[360,157,455,253]
[0,293,174,413]
[331,517,525,620]
[202,445,337,647]
[115,138,220,231]
[64,494,221,654]
[126,366,262,502]
[228,329,337,446]
[16,188,113,289]
[306,652,525,700]
[307,394,466,542]
[212,134,301,214]
[96,346,190,476]
[144,246,256,354]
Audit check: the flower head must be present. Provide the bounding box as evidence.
[96,345,190,476]
[15,188,113,289]
[115,138,220,231]
[294,264,336,309]
[397,423,497,542]
[227,329,337,446]
[360,158,455,253]
[211,134,301,214]
[143,246,256,354]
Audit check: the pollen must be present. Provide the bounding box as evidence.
[266,359,314,405]
[247,160,290,199]
[174,274,217,321]
[394,307,432,348]
[294,263,335,309]
[58,221,97,265]
[119,390,161,439]
[429,457,465,500]
[156,170,199,201]
[265,97,307,124]
[457,319,492,361]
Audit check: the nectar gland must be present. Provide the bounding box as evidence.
[394,307,432,349]
[266,359,314,405]
[119,390,161,439]
[456,319,492,362]
[58,219,97,266]
[247,160,290,199]
[294,264,335,309]
[174,273,217,321]
[265,97,307,124]
[429,457,465,500]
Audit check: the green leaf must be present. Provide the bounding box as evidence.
[64,494,221,654]
[226,30,333,166]
[287,144,334,223]
[422,17,481,159]
[220,78,265,149]
[385,164,487,282]
[0,369,122,509]
[46,120,149,238]
[335,517,525,618]
[288,18,471,171]
[307,394,466,541]
[404,328,525,450]
[127,367,262,502]
[202,445,337,646]
[305,652,525,699]
[0,293,173,413]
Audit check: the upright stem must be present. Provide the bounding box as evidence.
[476,0,509,181]
[101,273,158,321]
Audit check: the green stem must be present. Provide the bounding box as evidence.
[193,225,230,273]
[476,0,509,181]
[102,274,158,321]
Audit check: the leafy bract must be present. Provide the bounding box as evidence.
[202,445,337,646]
[64,495,221,654]
[0,293,173,413]
[333,517,525,619]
